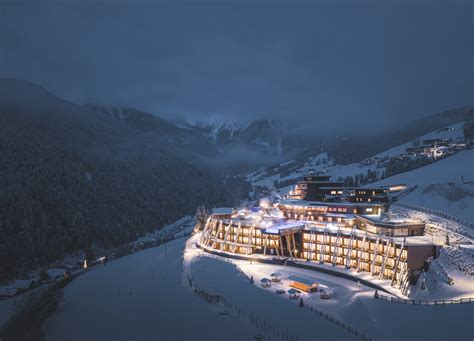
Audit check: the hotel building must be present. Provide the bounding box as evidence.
[199,175,440,295]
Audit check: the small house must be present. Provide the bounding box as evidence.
[288,275,319,293]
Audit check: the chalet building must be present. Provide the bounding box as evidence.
[198,174,440,295]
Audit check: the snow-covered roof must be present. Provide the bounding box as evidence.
[320,288,334,295]
[279,199,384,208]
[288,275,318,286]
[0,278,34,296]
[212,207,233,215]
[287,288,301,294]
[262,222,305,235]
[326,213,348,218]
[356,214,424,228]
[47,268,66,279]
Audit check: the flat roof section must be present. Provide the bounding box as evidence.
[212,207,234,215]
[262,222,305,235]
[356,214,425,229]
[278,199,385,208]
[288,275,319,286]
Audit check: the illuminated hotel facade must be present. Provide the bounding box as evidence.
[198,175,440,294]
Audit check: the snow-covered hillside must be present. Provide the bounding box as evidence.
[41,232,474,341]
[188,234,474,341]
[43,238,249,341]
[43,236,356,341]
[248,122,468,199]
[372,149,474,223]
[193,255,473,341]
[371,122,465,159]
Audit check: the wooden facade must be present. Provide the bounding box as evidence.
[200,216,439,295]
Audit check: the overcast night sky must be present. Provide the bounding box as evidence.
[1,0,473,131]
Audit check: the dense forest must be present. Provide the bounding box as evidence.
[0,79,249,282]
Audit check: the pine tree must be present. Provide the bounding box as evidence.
[194,205,210,231]
[193,207,201,230]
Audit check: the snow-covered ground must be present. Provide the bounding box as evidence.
[34,230,474,341]
[372,149,474,223]
[0,296,19,326]
[0,216,196,330]
[188,234,474,341]
[44,238,249,341]
[133,215,194,245]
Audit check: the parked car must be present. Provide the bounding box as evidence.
[276,289,285,294]
[320,289,333,299]
[260,278,271,288]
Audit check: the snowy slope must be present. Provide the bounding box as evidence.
[190,235,474,341]
[41,228,474,341]
[44,238,249,341]
[372,122,465,159]
[372,149,474,223]
[44,236,353,341]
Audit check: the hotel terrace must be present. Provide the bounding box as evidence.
[198,175,441,295]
